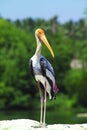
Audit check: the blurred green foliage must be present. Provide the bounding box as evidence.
[0,17,87,110]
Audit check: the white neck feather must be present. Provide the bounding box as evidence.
[35,36,42,58]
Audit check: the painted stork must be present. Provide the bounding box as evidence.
[29,28,59,126]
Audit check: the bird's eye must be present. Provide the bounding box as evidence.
[39,31,42,34]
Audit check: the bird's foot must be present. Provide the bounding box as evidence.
[32,122,47,128]
[40,122,47,128]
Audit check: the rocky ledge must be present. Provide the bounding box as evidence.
[0,119,87,130]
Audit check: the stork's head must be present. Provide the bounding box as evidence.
[35,28,54,58]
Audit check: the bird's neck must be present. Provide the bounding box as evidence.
[35,38,42,58]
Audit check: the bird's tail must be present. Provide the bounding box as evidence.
[53,83,59,94]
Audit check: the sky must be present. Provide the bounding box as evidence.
[0,0,86,23]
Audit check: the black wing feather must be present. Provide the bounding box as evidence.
[29,59,34,77]
[40,55,55,77]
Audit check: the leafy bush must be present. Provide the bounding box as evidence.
[64,69,87,107]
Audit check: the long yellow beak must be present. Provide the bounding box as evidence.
[40,34,54,58]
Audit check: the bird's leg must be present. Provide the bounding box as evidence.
[43,81,47,126]
[37,81,43,125]
[40,94,43,125]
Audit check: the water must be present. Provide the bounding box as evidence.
[0,110,87,124]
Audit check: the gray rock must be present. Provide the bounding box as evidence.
[0,119,87,130]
